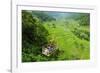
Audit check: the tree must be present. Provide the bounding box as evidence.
[22,10,49,62]
[66,13,90,25]
[32,11,56,22]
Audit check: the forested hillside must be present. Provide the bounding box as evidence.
[22,10,90,62]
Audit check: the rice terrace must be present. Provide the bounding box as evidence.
[22,10,90,62]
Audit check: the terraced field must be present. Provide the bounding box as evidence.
[43,20,90,60]
[22,10,90,62]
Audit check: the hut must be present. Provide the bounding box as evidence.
[42,44,55,56]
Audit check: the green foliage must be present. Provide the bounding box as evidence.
[22,10,49,62]
[69,13,90,25]
[22,11,90,62]
[22,10,49,47]
[32,11,56,22]
[77,13,90,25]
[72,26,90,41]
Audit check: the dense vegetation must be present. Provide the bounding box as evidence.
[22,10,90,62]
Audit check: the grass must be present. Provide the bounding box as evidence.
[43,20,90,60]
[22,11,90,62]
